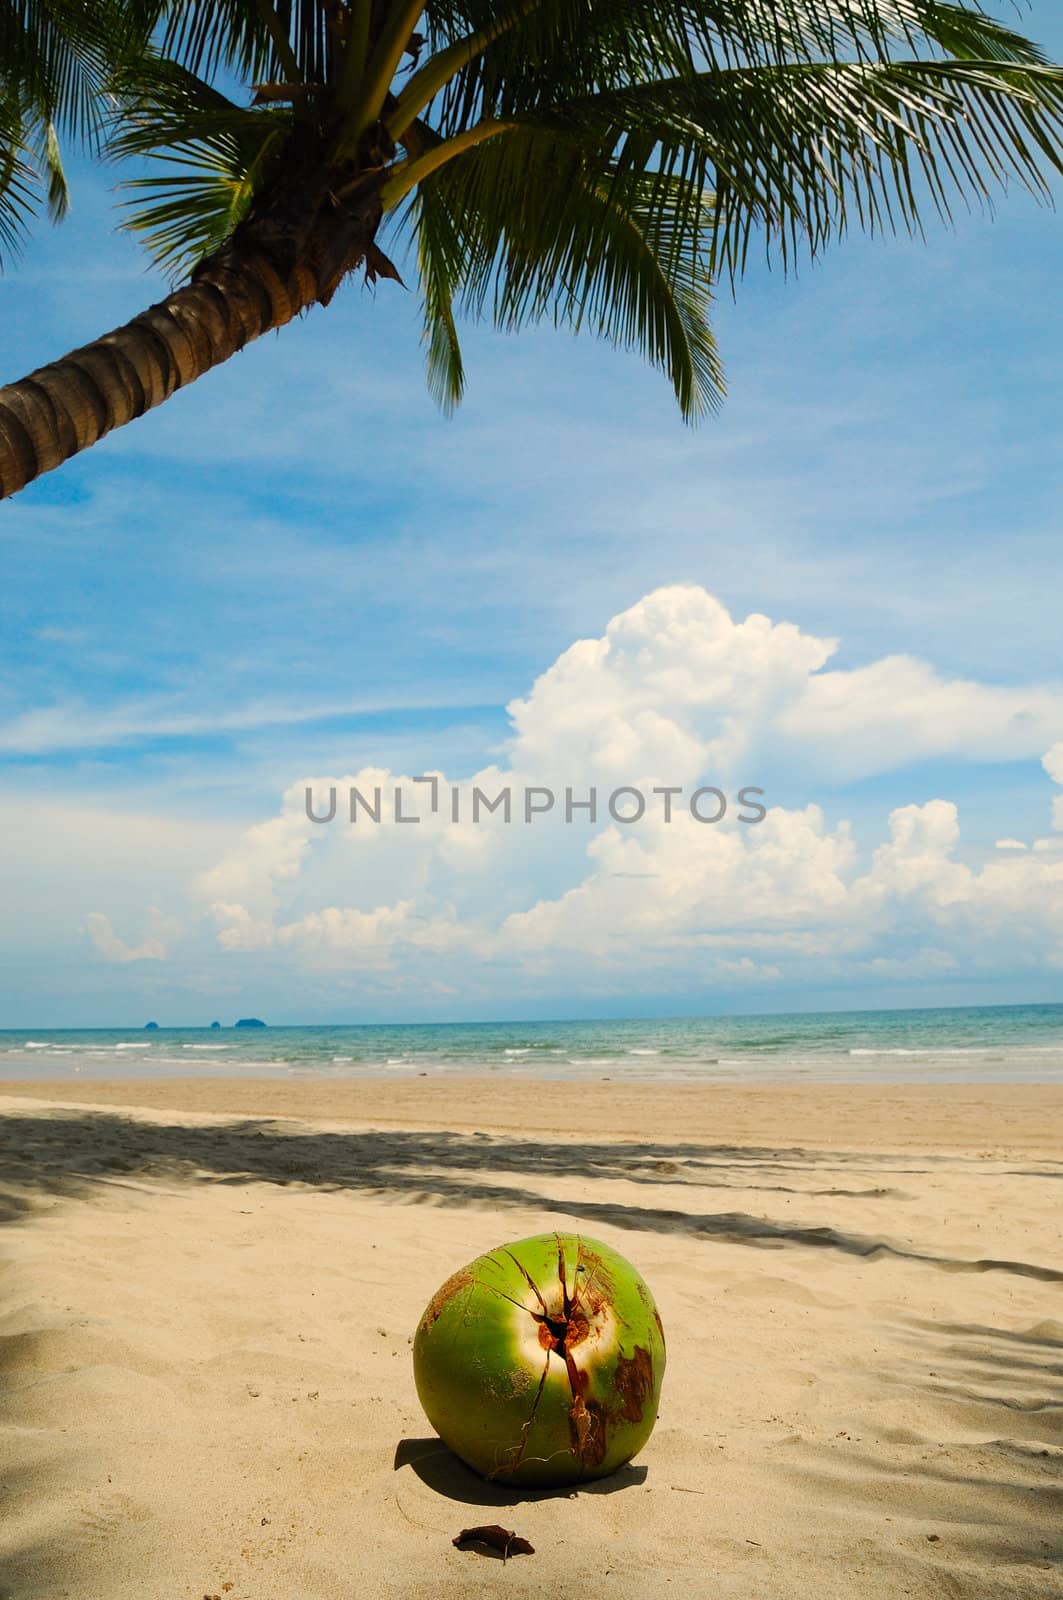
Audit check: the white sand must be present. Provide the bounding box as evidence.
[0,1078,1060,1599]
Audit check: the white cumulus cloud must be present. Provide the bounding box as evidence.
[178,585,1063,996]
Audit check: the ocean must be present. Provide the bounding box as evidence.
[2,1003,1062,1084]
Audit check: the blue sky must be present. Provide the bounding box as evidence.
[2,4,1063,1026]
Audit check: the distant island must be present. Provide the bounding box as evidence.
[210,1021,221,1030]
[234,1018,266,1028]
[144,1021,159,1030]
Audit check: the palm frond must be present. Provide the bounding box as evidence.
[414,0,1053,139]
[0,1,158,141]
[154,0,332,85]
[0,1,159,263]
[555,171,724,418]
[40,114,68,218]
[404,125,722,416]
[412,178,467,410]
[532,57,1063,279]
[0,93,39,260]
[111,52,291,276]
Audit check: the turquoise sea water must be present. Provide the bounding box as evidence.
[1,1003,1062,1083]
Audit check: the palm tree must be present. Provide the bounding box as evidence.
[1,0,1062,500]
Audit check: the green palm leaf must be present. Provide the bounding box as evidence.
[412,175,468,409]
[0,0,157,263]
[0,91,40,256]
[411,0,1054,142]
[406,125,721,416]
[536,57,1063,278]
[153,0,337,84]
[110,52,291,276]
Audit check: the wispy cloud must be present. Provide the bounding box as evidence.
[0,692,495,755]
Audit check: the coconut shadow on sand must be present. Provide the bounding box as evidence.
[393,1436,648,1505]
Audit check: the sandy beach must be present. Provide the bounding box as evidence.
[0,1077,1060,1599]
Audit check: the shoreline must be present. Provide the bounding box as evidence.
[2,1075,1063,1154]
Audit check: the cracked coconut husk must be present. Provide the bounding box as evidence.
[413,1232,665,1487]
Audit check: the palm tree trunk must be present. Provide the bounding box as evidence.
[0,230,361,499]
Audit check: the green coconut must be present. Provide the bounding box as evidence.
[412,1231,666,1488]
